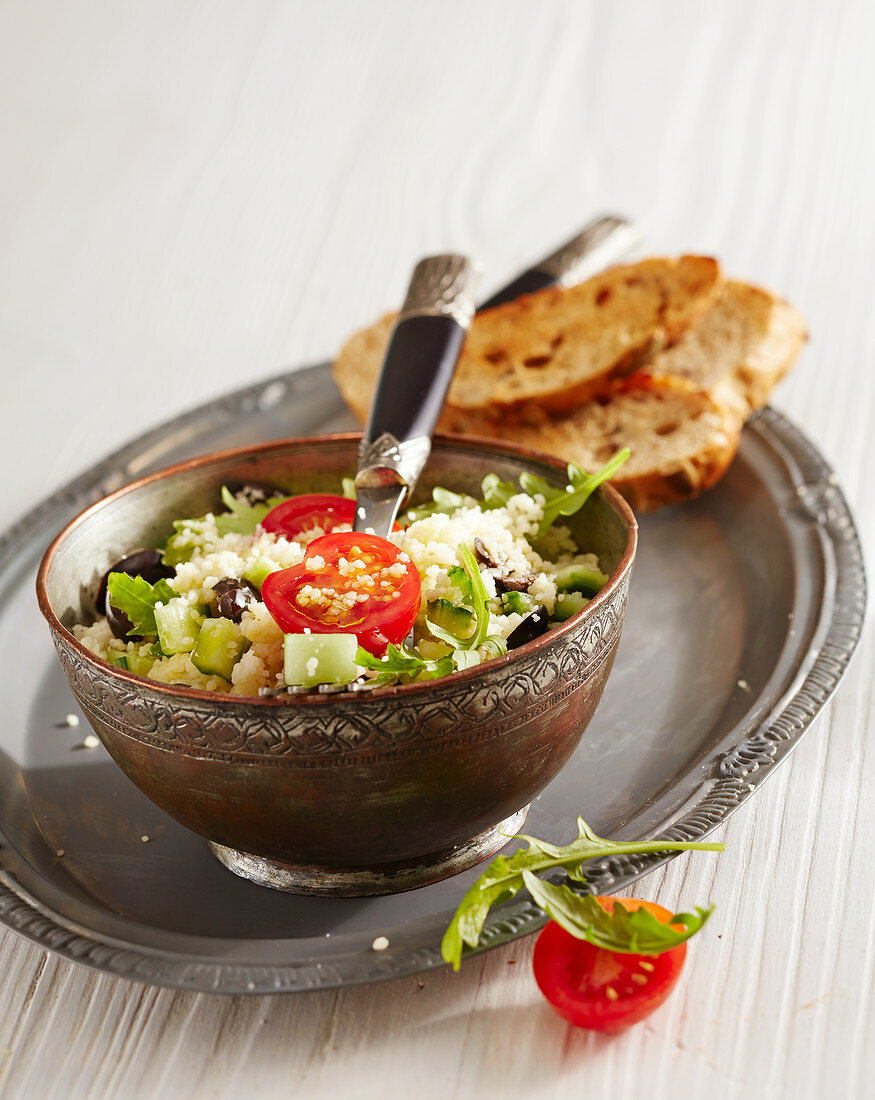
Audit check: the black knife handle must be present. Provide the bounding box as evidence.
[358,254,478,493]
[364,313,467,445]
[363,254,478,448]
[478,214,641,311]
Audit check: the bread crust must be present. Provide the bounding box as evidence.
[332,256,722,420]
[331,262,804,512]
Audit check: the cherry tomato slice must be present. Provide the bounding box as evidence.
[261,494,401,540]
[532,897,687,1033]
[261,531,421,656]
[261,494,356,540]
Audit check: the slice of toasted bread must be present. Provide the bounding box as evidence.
[462,373,742,512]
[646,280,807,415]
[332,256,721,421]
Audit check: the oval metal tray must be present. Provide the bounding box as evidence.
[0,365,865,993]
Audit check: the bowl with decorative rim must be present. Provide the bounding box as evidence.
[36,433,637,897]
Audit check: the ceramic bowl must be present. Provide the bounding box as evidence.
[37,434,637,896]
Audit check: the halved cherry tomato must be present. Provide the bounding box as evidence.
[261,494,400,540]
[532,897,687,1033]
[261,531,421,656]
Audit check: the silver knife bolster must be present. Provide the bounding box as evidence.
[395,254,479,327]
[531,215,642,287]
[355,432,432,492]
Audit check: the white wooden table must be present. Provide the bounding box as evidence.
[1,2,872,1096]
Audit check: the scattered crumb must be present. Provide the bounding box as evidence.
[140,835,150,843]
[83,734,100,749]
[737,679,750,692]
[65,714,80,728]
[507,959,517,965]
[371,936,390,951]
[325,932,331,938]
[55,849,64,857]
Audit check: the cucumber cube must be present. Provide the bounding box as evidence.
[552,591,590,621]
[283,633,359,688]
[553,562,609,596]
[243,558,279,591]
[154,599,205,655]
[191,618,249,680]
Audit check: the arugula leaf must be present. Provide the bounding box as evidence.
[426,543,508,664]
[106,573,176,637]
[162,486,284,564]
[537,450,630,536]
[520,872,713,953]
[406,487,469,523]
[441,816,723,970]
[479,474,518,510]
[214,486,276,536]
[355,643,454,683]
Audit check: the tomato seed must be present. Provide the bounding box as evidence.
[605,986,619,1001]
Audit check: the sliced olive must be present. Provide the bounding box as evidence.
[224,481,286,507]
[506,605,550,649]
[98,549,174,639]
[495,573,536,593]
[211,578,260,622]
[474,538,500,569]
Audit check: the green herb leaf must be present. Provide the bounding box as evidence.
[406,487,469,523]
[355,643,454,683]
[214,486,278,536]
[537,449,630,536]
[441,816,723,970]
[479,474,518,510]
[520,872,713,954]
[106,573,176,637]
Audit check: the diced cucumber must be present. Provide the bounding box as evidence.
[242,558,278,591]
[191,618,250,680]
[284,633,359,688]
[552,592,590,621]
[501,590,534,616]
[154,599,206,655]
[109,654,129,671]
[553,562,609,596]
[127,646,158,676]
[427,598,474,640]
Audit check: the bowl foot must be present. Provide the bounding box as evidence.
[208,806,529,897]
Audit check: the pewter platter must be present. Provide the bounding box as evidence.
[0,365,865,993]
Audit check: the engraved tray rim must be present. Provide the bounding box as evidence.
[0,364,866,994]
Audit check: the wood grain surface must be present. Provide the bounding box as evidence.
[1,1,873,1097]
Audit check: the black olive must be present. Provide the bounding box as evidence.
[97,549,175,640]
[495,574,536,593]
[474,538,500,569]
[224,481,286,507]
[211,578,260,622]
[506,605,550,649]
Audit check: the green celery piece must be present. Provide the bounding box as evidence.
[106,573,176,637]
[341,477,356,500]
[446,565,472,601]
[457,542,492,649]
[520,872,713,954]
[537,450,630,536]
[441,816,724,970]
